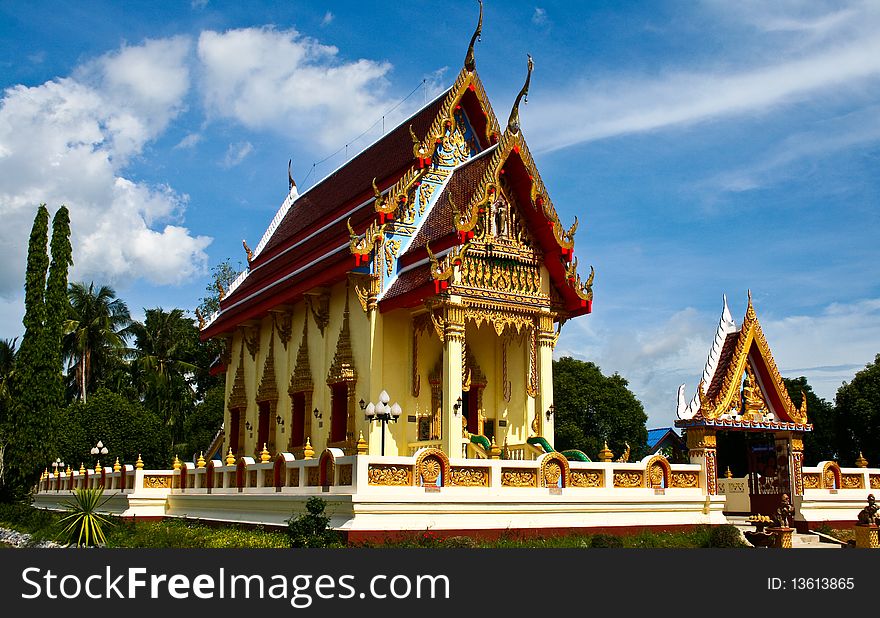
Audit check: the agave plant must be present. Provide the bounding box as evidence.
[59,487,114,547]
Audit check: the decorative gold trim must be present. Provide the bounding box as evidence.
[869,475,880,490]
[670,472,699,488]
[645,455,672,488]
[506,54,533,135]
[304,289,330,336]
[803,474,820,489]
[415,448,450,487]
[228,345,248,409]
[338,464,353,486]
[143,475,171,489]
[501,469,538,487]
[327,291,357,385]
[613,471,643,488]
[367,464,413,486]
[256,330,278,402]
[289,317,314,395]
[448,466,490,487]
[842,474,864,490]
[539,452,570,488]
[570,470,603,488]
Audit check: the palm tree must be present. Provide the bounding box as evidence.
[63,282,131,403]
[129,308,200,448]
[0,338,16,416]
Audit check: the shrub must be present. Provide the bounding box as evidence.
[286,497,342,548]
[706,524,746,548]
[59,488,113,547]
[443,535,478,548]
[589,533,623,548]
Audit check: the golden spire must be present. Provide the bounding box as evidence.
[597,441,614,462]
[135,454,144,470]
[172,455,181,471]
[113,457,121,473]
[303,438,315,460]
[225,447,236,466]
[197,452,206,468]
[356,431,368,455]
[490,436,502,459]
[94,460,102,473]
[507,54,533,135]
[464,0,483,72]
[66,465,72,475]
[260,444,271,463]
[725,466,734,478]
[54,466,60,478]
[79,463,85,475]
[856,452,869,468]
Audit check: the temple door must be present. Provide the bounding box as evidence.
[746,432,790,516]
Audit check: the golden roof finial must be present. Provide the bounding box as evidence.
[135,454,144,470]
[66,465,72,475]
[95,459,102,473]
[79,462,85,475]
[195,307,205,330]
[225,447,236,466]
[243,239,254,263]
[260,444,271,463]
[288,158,296,191]
[113,457,121,473]
[54,466,60,478]
[464,0,483,72]
[597,441,614,462]
[172,455,181,471]
[856,452,869,468]
[356,431,368,455]
[197,452,206,468]
[507,54,533,135]
[725,466,734,478]
[303,438,315,460]
[216,280,226,301]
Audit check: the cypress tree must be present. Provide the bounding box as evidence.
[45,205,72,402]
[2,205,50,497]
[1,205,72,498]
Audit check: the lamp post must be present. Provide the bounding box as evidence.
[51,457,65,477]
[90,440,108,467]
[362,390,402,456]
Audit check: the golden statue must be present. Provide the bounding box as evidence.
[741,364,766,421]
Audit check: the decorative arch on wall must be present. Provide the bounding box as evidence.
[539,452,570,488]
[326,291,358,450]
[289,316,314,452]
[274,452,295,491]
[319,448,344,486]
[205,459,216,491]
[645,454,672,489]
[415,447,451,487]
[822,461,841,489]
[255,330,280,455]
[235,457,248,492]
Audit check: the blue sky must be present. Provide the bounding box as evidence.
[1,0,878,428]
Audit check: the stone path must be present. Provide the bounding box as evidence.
[0,526,63,548]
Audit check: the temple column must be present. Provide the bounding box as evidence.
[788,433,805,497]
[441,302,465,457]
[687,427,718,495]
[535,313,556,439]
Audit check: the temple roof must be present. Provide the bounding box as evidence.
[675,294,811,432]
[202,24,594,337]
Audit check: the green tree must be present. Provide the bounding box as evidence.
[129,308,200,449]
[3,206,53,498]
[45,206,72,403]
[197,258,242,319]
[57,388,170,470]
[835,354,880,467]
[178,384,225,461]
[552,357,648,460]
[783,376,836,466]
[63,282,132,402]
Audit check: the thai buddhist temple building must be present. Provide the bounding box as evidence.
[199,6,593,463]
[675,294,816,515]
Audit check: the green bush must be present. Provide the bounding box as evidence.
[286,497,343,548]
[706,524,746,548]
[589,533,624,548]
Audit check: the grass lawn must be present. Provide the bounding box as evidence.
[1,500,756,548]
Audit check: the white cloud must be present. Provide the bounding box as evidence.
[321,11,334,26]
[0,36,211,298]
[174,132,203,149]
[526,4,880,152]
[197,27,402,149]
[222,141,254,168]
[532,8,548,26]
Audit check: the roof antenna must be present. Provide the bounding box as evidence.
[464,0,483,72]
[507,54,533,135]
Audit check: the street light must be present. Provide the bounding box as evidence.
[51,457,65,476]
[90,440,108,468]
[364,390,402,456]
